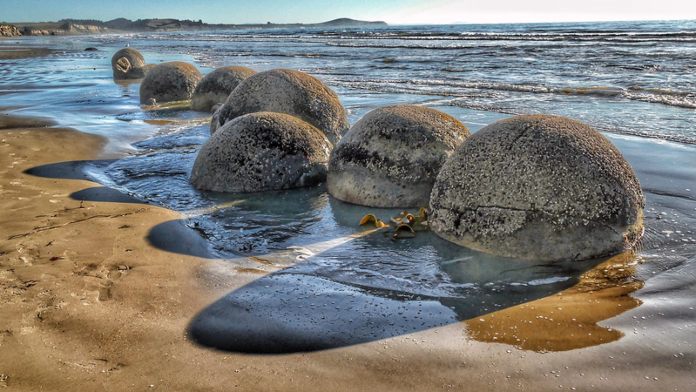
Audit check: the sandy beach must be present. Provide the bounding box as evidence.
[1,113,694,391]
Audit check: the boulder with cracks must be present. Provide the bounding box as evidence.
[429,114,645,262]
[111,48,146,80]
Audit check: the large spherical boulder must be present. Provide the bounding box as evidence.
[327,105,470,208]
[139,61,202,105]
[429,114,645,262]
[191,112,332,193]
[216,69,348,144]
[111,48,146,80]
[191,66,256,112]
[210,104,224,134]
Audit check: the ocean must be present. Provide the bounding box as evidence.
[1,20,695,353]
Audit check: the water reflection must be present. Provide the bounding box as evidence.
[467,251,642,352]
[185,197,605,354]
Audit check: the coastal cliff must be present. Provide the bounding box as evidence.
[0,24,22,37]
[9,17,387,36]
[17,22,110,36]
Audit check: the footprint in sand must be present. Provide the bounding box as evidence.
[73,262,130,302]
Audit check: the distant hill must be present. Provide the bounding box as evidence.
[10,17,387,36]
[318,18,387,27]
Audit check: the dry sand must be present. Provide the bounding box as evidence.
[1,116,693,391]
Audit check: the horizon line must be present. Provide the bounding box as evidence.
[3,16,696,26]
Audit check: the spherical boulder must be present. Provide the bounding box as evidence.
[429,114,645,262]
[327,105,470,208]
[217,69,348,144]
[191,66,256,112]
[191,112,332,193]
[139,61,202,105]
[210,104,224,134]
[111,48,146,80]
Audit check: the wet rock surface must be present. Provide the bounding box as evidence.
[191,111,332,193]
[217,69,348,144]
[191,66,256,112]
[328,105,470,208]
[139,61,202,104]
[111,48,146,80]
[429,114,645,262]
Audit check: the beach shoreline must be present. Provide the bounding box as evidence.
[1,113,694,391]
[2,21,696,389]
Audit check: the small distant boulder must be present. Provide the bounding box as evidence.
[429,114,645,262]
[84,47,98,51]
[191,66,256,112]
[111,48,146,80]
[216,69,348,144]
[328,105,470,208]
[191,112,332,193]
[139,61,202,105]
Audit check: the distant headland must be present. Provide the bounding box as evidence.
[0,17,388,37]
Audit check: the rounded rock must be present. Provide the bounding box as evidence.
[111,48,146,80]
[139,61,202,104]
[327,105,470,208]
[217,69,348,144]
[191,66,256,112]
[210,104,224,134]
[429,114,645,262]
[191,112,332,193]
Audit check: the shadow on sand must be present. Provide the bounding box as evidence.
[25,159,643,355]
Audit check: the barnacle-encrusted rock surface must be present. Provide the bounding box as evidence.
[210,104,224,134]
[191,66,256,112]
[139,61,202,104]
[429,114,645,262]
[216,69,348,143]
[111,48,146,80]
[327,105,470,208]
[191,112,332,193]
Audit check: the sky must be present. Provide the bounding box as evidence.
[2,0,696,25]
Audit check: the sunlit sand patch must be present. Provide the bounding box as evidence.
[142,119,178,126]
[181,199,247,218]
[466,251,642,352]
[243,227,384,267]
[141,100,192,112]
[200,227,385,286]
[142,118,210,127]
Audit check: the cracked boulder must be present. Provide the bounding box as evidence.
[191,112,332,193]
[191,66,256,112]
[111,48,146,80]
[139,61,202,105]
[328,105,470,208]
[216,69,348,144]
[429,114,644,262]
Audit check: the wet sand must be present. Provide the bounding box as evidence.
[0,47,53,60]
[1,115,694,391]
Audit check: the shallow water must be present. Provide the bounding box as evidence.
[1,20,695,354]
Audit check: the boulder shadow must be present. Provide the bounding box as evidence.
[175,198,614,354]
[183,228,604,354]
[25,159,146,205]
[25,159,115,181]
[24,159,641,355]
